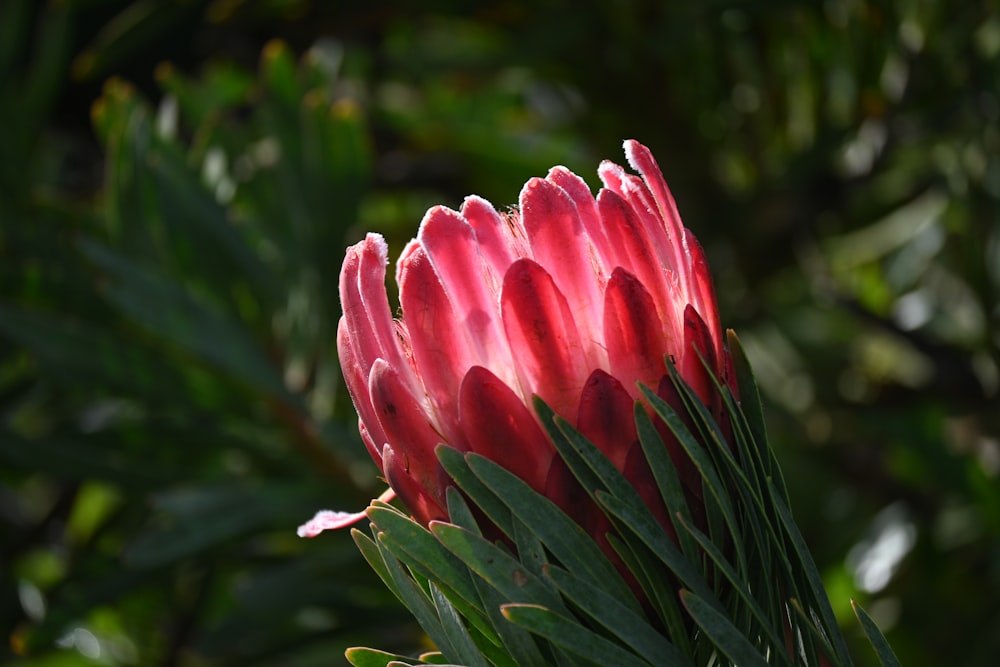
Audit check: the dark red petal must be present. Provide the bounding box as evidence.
[603,267,672,399]
[458,365,554,493]
[382,444,448,526]
[681,304,720,408]
[576,369,635,471]
[500,258,589,421]
[369,359,448,497]
[687,235,723,361]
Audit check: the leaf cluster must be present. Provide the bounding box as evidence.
[350,334,897,667]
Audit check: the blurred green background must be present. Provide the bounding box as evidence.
[1,0,998,665]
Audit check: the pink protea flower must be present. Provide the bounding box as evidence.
[299,140,735,541]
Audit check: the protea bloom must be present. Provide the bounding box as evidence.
[299,140,735,542]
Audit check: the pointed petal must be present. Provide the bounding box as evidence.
[397,242,473,444]
[576,369,634,471]
[415,205,513,377]
[520,177,605,357]
[687,235,723,360]
[339,234,411,383]
[458,365,553,492]
[546,166,607,259]
[622,140,694,297]
[500,258,589,420]
[337,318,387,457]
[460,194,522,273]
[681,304,719,408]
[603,267,672,398]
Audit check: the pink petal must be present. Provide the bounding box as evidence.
[414,205,513,377]
[458,365,554,493]
[546,166,608,259]
[622,140,694,299]
[460,195,523,273]
[500,258,589,421]
[339,235,410,383]
[397,242,473,445]
[296,488,397,537]
[520,177,606,362]
[596,189,682,345]
[603,267,671,399]
[337,319,387,458]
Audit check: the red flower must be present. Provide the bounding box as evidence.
[299,140,735,541]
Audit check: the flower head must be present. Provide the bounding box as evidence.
[301,140,735,540]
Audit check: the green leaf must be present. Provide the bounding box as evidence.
[367,504,482,614]
[375,533,459,660]
[429,584,491,667]
[345,647,420,667]
[544,564,690,667]
[501,604,653,667]
[672,513,791,664]
[605,532,691,656]
[852,600,901,667]
[471,574,549,667]
[633,402,700,561]
[465,436,639,613]
[679,590,769,667]
[78,238,288,398]
[768,481,853,665]
[429,522,566,614]
[640,383,747,572]
[437,445,514,538]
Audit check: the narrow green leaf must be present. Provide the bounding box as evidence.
[429,584,490,667]
[367,505,481,612]
[471,574,549,667]
[351,528,398,601]
[596,491,723,615]
[672,513,791,665]
[345,647,419,667]
[445,487,482,536]
[429,522,566,614]
[640,383,747,573]
[437,445,514,538]
[465,443,639,614]
[768,481,853,665]
[633,402,700,561]
[852,600,901,667]
[679,591,769,667]
[605,533,692,657]
[501,604,652,667]
[544,564,691,666]
[375,533,458,660]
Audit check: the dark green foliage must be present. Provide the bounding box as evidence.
[2,1,998,665]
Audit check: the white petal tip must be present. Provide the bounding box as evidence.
[296,509,366,537]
